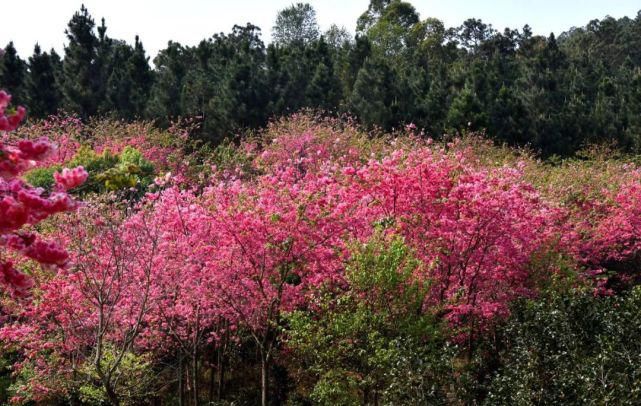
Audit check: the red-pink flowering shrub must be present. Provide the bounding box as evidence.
[0,90,87,296]
[53,167,89,191]
[7,112,641,403]
[0,204,160,403]
[0,91,26,133]
[336,148,559,329]
[12,115,83,167]
[564,170,641,294]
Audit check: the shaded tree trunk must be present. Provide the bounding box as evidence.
[261,353,270,406]
[217,344,225,401]
[178,356,184,406]
[192,350,199,406]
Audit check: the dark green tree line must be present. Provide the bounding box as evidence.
[5,3,641,156]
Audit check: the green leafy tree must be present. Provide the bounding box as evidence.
[358,0,420,59]
[272,3,320,46]
[485,287,641,405]
[287,235,451,405]
[324,24,352,49]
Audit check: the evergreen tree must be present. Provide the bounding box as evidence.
[521,33,572,155]
[0,42,27,105]
[350,55,399,129]
[26,44,62,118]
[101,35,152,119]
[341,35,371,98]
[103,41,135,118]
[6,1,641,157]
[146,41,187,123]
[61,5,100,118]
[128,36,153,118]
[446,81,486,132]
[215,24,269,138]
[94,17,113,114]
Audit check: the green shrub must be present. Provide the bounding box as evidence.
[286,235,452,405]
[77,347,157,406]
[24,146,156,196]
[484,287,641,405]
[24,165,62,190]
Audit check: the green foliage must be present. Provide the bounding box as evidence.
[77,348,156,406]
[0,42,27,106]
[26,45,63,118]
[102,37,153,119]
[286,235,452,404]
[25,146,155,195]
[24,164,62,190]
[209,138,256,175]
[272,2,320,46]
[0,355,12,404]
[11,4,641,155]
[75,146,154,193]
[60,5,100,119]
[145,41,185,123]
[484,287,641,405]
[350,55,399,129]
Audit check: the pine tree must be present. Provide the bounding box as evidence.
[305,37,342,109]
[350,55,399,129]
[61,5,99,118]
[94,17,113,113]
[342,35,371,97]
[26,44,62,118]
[128,36,153,118]
[0,42,27,105]
[102,36,152,119]
[103,41,134,118]
[146,41,187,123]
[446,81,486,132]
[216,24,269,137]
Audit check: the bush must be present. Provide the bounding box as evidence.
[484,287,641,405]
[24,165,62,190]
[286,235,453,404]
[24,146,156,196]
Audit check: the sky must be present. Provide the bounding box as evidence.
[3,0,640,60]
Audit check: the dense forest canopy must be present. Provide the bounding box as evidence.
[2,1,641,156]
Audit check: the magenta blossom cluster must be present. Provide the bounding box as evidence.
[0,90,87,296]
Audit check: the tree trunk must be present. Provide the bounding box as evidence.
[178,356,184,406]
[192,350,199,406]
[216,344,225,401]
[105,383,120,406]
[208,360,215,403]
[261,353,269,406]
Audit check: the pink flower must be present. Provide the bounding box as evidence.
[54,166,88,191]
[23,240,69,266]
